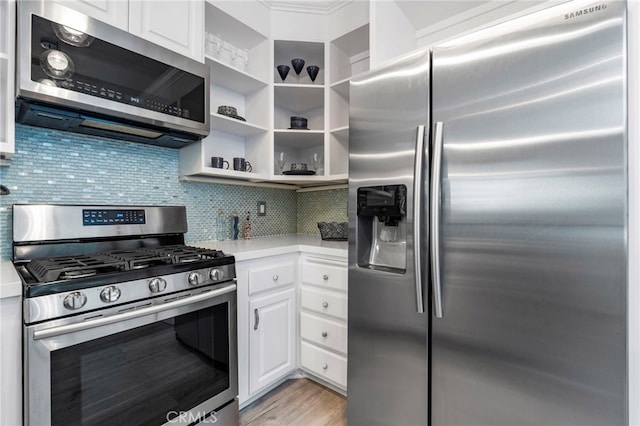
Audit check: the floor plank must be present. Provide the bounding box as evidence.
[239,379,346,426]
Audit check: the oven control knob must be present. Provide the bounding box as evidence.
[100,286,121,303]
[188,272,203,286]
[209,268,224,282]
[149,277,167,293]
[63,292,87,310]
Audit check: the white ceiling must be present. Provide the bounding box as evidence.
[262,1,551,33]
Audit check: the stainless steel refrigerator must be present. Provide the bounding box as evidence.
[347,1,627,425]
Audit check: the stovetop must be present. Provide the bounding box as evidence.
[18,245,235,298]
[26,245,228,283]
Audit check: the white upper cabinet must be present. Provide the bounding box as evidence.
[51,0,204,62]
[53,0,129,30]
[0,0,15,163]
[129,0,204,62]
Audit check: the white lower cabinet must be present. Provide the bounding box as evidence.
[237,251,347,406]
[301,341,348,388]
[299,254,348,391]
[237,254,298,405]
[249,287,296,395]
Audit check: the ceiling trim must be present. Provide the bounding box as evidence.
[258,0,353,15]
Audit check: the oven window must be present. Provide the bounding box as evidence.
[50,303,230,426]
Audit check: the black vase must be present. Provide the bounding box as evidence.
[291,58,305,76]
[306,65,319,83]
[276,65,290,82]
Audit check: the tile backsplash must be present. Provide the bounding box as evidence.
[297,188,348,234]
[0,124,349,258]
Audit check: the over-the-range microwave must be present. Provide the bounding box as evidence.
[15,1,210,148]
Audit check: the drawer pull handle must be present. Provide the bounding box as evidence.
[273,274,279,281]
[322,363,328,370]
[254,308,260,330]
[322,331,328,338]
[322,301,329,308]
[322,274,329,281]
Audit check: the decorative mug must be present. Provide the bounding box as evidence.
[211,157,229,169]
[233,158,252,172]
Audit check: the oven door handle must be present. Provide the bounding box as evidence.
[33,283,237,340]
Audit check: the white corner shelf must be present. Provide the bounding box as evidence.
[274,84,324,112]
[211,113,268,136]
[196,166,269,181]
[330,77,350,100]
[207,55,268,94]
[274,129,324,148]
[330,126,349,139]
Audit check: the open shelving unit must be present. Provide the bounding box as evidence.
[179,6,370,187]
[180,1,270,180]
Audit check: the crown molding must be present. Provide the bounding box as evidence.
[258,0,353,15]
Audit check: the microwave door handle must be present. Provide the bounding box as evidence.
[413,125,426,313]
[431,121,444,318]
[33,283,237,340]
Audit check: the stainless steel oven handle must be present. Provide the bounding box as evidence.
[33,283,237,340]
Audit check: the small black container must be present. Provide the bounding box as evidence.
[289,116,308,130]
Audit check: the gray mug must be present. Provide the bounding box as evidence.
[211,157,229,169]
[233,158,252,172]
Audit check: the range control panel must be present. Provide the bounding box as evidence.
[83,209,146,226]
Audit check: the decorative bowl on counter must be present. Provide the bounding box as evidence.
[317,222,348,241]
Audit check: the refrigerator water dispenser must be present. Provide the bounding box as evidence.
[356,185,407,272]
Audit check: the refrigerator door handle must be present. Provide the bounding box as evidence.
[413,125,426,313]
[431,121,444,318]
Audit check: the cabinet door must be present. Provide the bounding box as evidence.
[129,0,204,62]
[249,287,296,395]
[0,0,14,162]
[53,0,128,30]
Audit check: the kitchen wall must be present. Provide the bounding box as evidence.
[0,124,349,259]
[297,188,348,234]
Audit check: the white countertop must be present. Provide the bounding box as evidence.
[0,260,22,299]
[191,234,348,261]
[0,234,347,299]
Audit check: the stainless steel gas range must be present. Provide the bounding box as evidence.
[13,205,239,426]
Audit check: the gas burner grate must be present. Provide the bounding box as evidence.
[26,255,127,283]
[106,249,174,270]
[147,245,227,264]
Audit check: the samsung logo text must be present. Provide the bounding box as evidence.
[565,3,607,20]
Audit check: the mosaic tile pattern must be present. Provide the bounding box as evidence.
[0,124,298,258]
[297,188,348,234]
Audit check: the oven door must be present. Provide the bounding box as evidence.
[24,283,237,426]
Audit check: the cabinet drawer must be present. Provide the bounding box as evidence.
[248,262,295,295]
[301,287,347,320]
[301,258,347,291]
[301,341,347,389]
[301,312,347,354]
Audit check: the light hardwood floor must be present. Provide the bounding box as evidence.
[239,379,346,426]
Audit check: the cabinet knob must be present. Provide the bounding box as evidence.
[322,331,328,338]
[273,274,279,281]
[322,363,328,370]
[322,274,329,281]
[322,301,329,308]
